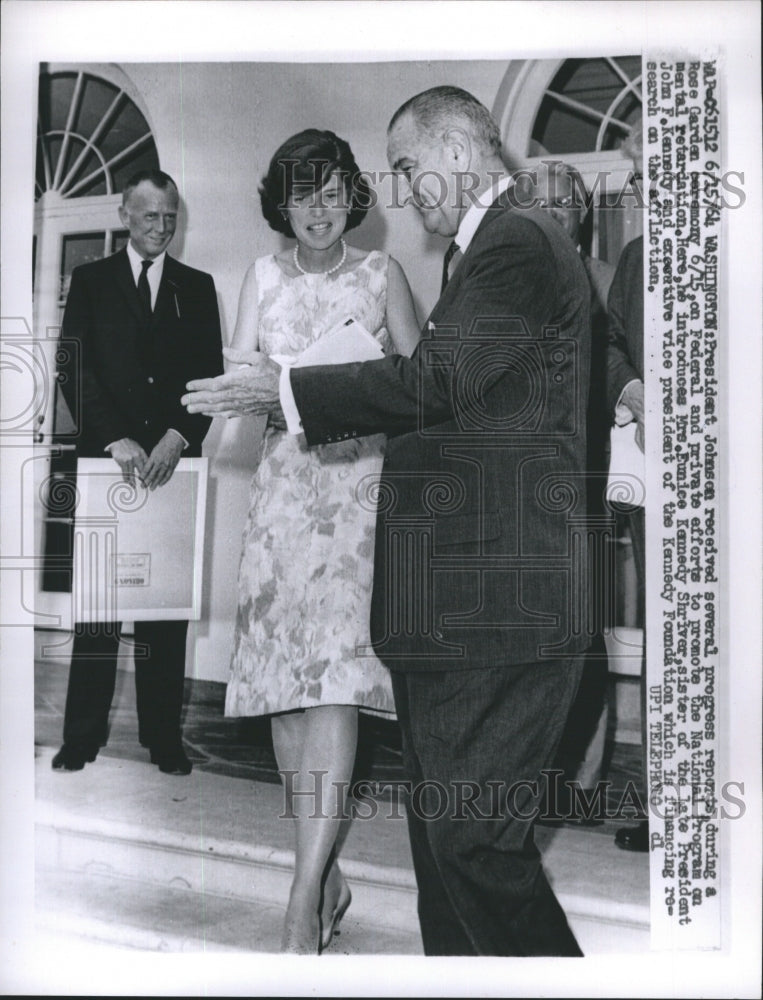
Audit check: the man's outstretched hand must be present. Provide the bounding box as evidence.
[182,348,283,421]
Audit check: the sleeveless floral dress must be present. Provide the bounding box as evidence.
[225,251,396,717]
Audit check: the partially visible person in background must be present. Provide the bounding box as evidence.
[522,160,615,823]
[54,169,223,776]
[605,115,648,852]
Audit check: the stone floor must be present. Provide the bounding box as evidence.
[35,656,647,827]
[25,648,655,996]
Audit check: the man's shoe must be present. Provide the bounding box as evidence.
[149,745,192,775]
[51,745,97,771]
[615,820,649,852]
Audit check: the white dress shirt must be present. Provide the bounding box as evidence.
[126,240,165,309]
[105,243,187,453]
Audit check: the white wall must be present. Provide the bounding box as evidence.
[122,59,509,681]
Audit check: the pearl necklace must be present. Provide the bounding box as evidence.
[293,237,347,276]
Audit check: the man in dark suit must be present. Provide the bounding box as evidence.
[606,232,647,851]
[605,115,649,852]
[185,87,591,954]
[53,169,223,775]
[523,161,616,821]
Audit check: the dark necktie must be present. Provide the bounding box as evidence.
[138,258,153,316]
[440,240,459,293]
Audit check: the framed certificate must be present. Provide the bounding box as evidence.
[72,457,208,622]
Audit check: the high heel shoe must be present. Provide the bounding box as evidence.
[320,882,352,952]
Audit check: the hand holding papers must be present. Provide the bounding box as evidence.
[183,316,382,419]
[272,316,384,369]
[272,317,383,435]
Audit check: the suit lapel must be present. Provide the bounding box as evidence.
[431,189,513,319]
[153,256,180,334]
[468,187,513,248]
[416,189,515,342]
[113,249,182,332]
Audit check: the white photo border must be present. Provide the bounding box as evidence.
[1,2,760,997]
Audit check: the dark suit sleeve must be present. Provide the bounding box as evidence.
[160,271,223,450]
[292,221,556,445]
[605,240,643,418]
[59,265,130,450]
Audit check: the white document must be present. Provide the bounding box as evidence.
[606,421,646,508]
[72,457,209,622]
[271,316,384,369]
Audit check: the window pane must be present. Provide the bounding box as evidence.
[58,136,92,193]
[38,71,76,133]
[70,149,109,196]
[101,98,150,161]
[60,232,106,304]
[46,134,64,180]
[532,56,640,155]
[110,145,161,194]
[35,141,48,201]
[110,230,129,254]
[76,76,121,142]
[36,70,159,199]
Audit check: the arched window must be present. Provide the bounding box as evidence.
[495,56,643,262]
[530,56,642,156]
[34,67,161,621]
[36,70,159,200]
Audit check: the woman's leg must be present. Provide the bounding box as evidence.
[271,704,358,952]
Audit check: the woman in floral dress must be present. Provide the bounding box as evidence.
[224,130,420,953]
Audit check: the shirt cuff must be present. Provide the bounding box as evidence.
[279,363,303,435]
[165,428,189,450]
[614,378,641,426]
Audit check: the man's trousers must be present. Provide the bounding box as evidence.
[62,620,189,753]
[391,653,585,956]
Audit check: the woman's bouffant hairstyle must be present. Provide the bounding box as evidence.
[259,129,372,238]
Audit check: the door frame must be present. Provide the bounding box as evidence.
[33,191,124,628]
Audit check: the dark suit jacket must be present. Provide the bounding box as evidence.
[605,235,644,419]
[59,248,223,458]
[582,251,616,516]
[291,192,592,672]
